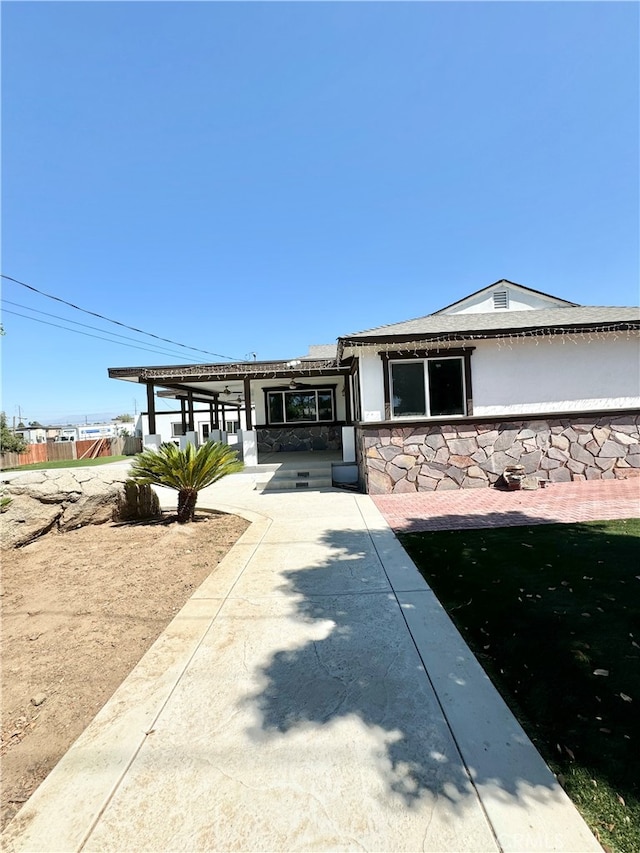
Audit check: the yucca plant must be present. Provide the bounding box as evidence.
[129,441,243,523]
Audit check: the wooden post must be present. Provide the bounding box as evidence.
[180,398,187,434]
[343,376,352,424]
[187,391,195,432]
[244,377,253,430]
[146,383,156,435]
[381,354,391,420]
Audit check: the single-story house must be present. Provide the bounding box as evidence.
[13,426,50,445]
[108,279,640,493]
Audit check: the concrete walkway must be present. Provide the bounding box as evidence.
[2,472,603,852]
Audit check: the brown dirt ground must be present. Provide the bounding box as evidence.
[0,510,249,831]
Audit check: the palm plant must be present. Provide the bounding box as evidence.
[129,441,243,523]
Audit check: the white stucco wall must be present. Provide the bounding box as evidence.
[471,334,640,415]
[354,333,640,421]
[446,290,564,314]
[358,352,386,421]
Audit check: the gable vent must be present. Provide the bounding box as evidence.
[493,290,509,309]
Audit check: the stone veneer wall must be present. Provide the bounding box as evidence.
[358,412,640,494]
[257,425,342,453]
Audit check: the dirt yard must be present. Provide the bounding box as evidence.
[0,510,249,831]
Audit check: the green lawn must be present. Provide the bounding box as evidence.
[3,455,129,472]
[400,519,639,853]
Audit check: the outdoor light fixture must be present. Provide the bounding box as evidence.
[222,386,230,395]
[236,394,242,403]
[288,378,299,390]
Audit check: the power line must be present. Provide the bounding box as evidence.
[1,273,240,361]
[2,308,214,362]
[1,298,209,363]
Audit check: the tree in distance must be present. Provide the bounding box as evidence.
[0,412,27,453]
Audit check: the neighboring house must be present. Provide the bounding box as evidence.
[14,424,76,443]
[108,279,640,492]
[14,426,49,445]
[14,423,122,444]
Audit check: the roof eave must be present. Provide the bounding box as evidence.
[338,319,640,348]
[109,358,348,384]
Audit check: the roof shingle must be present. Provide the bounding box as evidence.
[341,306,640,343]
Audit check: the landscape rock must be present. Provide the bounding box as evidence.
[1,468,130,548]
[520,476,540,490]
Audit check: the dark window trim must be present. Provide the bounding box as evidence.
[349,357,361,422]
[263,385,338,426]
[255,421,349,430]
[379,347,475,359]
[264,382,338,392]
[381,350,473,418]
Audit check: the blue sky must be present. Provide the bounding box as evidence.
[2,1,638,424]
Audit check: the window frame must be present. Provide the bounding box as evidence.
[264,385,337,426]
[381,348,474,420]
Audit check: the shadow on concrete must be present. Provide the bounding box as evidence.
[246,514,562,809]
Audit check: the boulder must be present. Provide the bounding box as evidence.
[1,468,130,549]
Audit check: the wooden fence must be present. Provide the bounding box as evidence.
[1,436,142,470]
[46,442,76,462]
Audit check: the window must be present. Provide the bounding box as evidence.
[201,424,210,441]
[226,421,239,434]
[390,358,466,418]
[171,423,185,437]
[266,388,335,425]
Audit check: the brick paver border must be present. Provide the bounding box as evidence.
[373,477,640,533]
